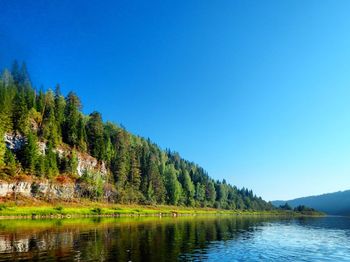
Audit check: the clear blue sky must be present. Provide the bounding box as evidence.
[1,0,350,201]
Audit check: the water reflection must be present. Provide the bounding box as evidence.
[0,216,348,261]
[0,216,270,261]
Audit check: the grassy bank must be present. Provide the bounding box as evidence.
[0,199,324,218]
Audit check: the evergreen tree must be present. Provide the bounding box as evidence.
[54,84,66,137]
[44,142,59,177]
[86,111,104,159]
[68,149,79,176]
[42,89,60,145]
[19,132,39,172]
[0,70,15,131]
[164,164,182,205]
[63,92,81,146]
[77,114,87,151]
[13,91,29,134]
[4,148,17,176]
[195,182,205,204]
[35,154,46,177]
[129,146,141,189]
[11,60,20,86]
[206,180,216,206]
[180,170,195,206]
[146,156,166,204]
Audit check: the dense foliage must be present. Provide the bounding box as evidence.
[0,61,273,210]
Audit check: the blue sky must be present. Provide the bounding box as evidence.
[1,0,350,200]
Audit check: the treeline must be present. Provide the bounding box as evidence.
[279,203,317,212]
[0,61,273,210]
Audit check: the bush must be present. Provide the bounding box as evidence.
[91,207,102,215]
[54,206,64,212]
[0,204,6,211]
[31,182,40,196]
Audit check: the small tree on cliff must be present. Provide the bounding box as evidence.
[19,132,39,173]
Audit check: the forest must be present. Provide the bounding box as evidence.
[0,61,273,210]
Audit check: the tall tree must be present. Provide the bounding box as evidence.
[145,155,166,204]
[42,89,59,145]
[44,141,59,177]
[19,132,39,172]
[13,91,29,134]
[54,84,66,137]
[206,180,216,206]
[63,92,81,146]
[86,111,104,159]
[0,70,15,131]
[180,170,195,206]
[164,164,182,205]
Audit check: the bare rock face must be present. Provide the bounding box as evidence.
[4,133,25,151]
[0,180,75,200]
[49,183,75,200]
[77,153,98,176]
[0,181,31,197]
[32,181,75,200]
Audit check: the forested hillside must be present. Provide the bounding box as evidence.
[0,61,273,210]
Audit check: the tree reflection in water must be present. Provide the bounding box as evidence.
[0,216,274,261]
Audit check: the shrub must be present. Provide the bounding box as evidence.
[54,206,64,212]
[30,182,40,196]
[91,207,102,215]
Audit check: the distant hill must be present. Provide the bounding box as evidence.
[272,190,350,215]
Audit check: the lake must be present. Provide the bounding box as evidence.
[0,216,349,261]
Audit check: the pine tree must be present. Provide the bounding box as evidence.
[195,182,205,204]
[0,70,15,131]
[68,149,79,176]
[63,92,81,146]
[164,164,182,205]
[13,91,29,134]
[20,132,39,172]
[11,60,20,86]
[129,146,141,189]
[44,142,59,177]
[86,111,104,159]
[35,154,45,177]
[206,180,216,206]
[146,156,166,204]
[77,114,87,151]
[42,89,59,145]
[4,148,17,176]
[54,84,66,138]
[180,170,195,206]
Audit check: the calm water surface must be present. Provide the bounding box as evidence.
[0,216,348,261]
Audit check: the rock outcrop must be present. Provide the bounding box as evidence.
[4,133,25,151]
[0,180,75,200]
[4,133,107,177]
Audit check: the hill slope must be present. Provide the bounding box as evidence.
[0,61,273,211]
[272,190,350,215]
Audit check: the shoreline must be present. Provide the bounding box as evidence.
[0,202,325,219]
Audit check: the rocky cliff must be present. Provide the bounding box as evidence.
[1,133,108,200]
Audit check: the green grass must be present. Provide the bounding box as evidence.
[0,202,324,219]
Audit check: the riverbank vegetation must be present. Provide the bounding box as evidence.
[0,198,323,218]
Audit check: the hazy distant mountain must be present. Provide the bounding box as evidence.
[272,190,350,215]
